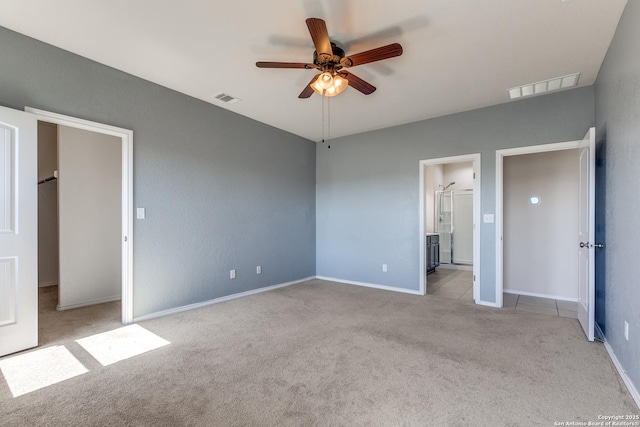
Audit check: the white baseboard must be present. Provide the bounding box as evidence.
[504,289,578,302]
[601,335,640,410]
[316,276,423,295]
[57,295,121,311]
[476,300,500,308]
[437,264,473,271]
[595,322,605,343]
[38,281,58,288]
[133,276,315,323]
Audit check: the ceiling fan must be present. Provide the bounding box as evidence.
[256,18,403,98]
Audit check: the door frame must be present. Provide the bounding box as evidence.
[26,107,134,324]
[495,139,583,308]
[419,153,481,301]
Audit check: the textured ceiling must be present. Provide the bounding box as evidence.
[0,0,628,141]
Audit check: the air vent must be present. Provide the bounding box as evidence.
[508,73,580,100]
[214,93,241,104]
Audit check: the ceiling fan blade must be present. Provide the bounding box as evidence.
[343,72,376,95]
[299,75,320,99]
[256,62,316,69]
[341,43,403,67]
[306,18,333,59]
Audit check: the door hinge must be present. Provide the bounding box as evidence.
[473,275,476,281]
[473,172,476,179]
[124,236,128,242]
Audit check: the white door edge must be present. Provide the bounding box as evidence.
[25,107,134,324]
[577,127,596,341]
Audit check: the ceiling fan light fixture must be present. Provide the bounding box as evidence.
[310,72,348,97]
[317,72,334,90]
[311,77,325,96]
[333,74,347,89]
[325,85,340,97]
[331,75,348,96]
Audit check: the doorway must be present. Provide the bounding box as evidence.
[28,108,134,324]
[495,140,585,311]
[419,154,481,301]
[497,130,596,340]
[498,147,581,318]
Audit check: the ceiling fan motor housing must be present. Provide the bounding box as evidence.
[313,42,346,71]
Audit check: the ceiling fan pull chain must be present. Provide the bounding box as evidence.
[321,91,325,144]
[328,96,331,149]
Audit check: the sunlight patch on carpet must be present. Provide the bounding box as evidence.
[0,345,88,397]
[75,324,170,366]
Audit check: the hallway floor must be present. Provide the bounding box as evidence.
[426,268,578,318]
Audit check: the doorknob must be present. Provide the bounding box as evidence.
[579,242,604,249]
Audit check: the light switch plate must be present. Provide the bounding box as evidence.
[483,214,494,223]
[137,208,145,219]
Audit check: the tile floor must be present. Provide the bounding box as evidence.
[426,268,474,303]
[426,267,578,318]
[503,293,578,318]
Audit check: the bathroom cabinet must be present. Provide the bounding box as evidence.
[426,234,440,274]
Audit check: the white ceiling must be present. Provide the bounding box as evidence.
[0,0,628,141]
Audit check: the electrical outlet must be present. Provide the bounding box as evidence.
[382,264,387,272]
[136,208,145,219]
[256,266,261,274]
[624,321,629,341]
[230,269,236,279]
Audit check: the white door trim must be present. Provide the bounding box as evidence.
[25,107,134,324]
[419,154,481,302]
[495,139,582,308]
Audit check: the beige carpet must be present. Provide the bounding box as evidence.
[0,280,637,426]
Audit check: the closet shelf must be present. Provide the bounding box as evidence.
[38,170,58,185]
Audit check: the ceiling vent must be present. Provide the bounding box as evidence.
[214,93,241,104]
[508,73,580,100]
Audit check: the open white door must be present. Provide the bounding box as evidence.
[0,106,38,356]
[577,127,596,341]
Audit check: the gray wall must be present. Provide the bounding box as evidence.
[0,26,316,318]
[317,87,594,302]
[594,0,640,398]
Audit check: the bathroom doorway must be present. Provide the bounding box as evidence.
[419,154,480,302]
